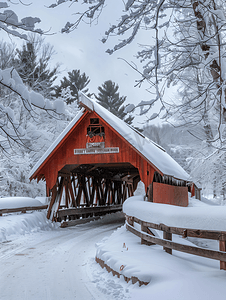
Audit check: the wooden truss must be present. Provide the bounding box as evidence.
[47,163,140,221]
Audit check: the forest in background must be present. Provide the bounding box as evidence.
[144,123,224,201]
[0,0,226,202]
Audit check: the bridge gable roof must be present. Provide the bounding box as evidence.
[29,93,190,182]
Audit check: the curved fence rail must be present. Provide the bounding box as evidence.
[0,205,48,216]
[125,215,226,270]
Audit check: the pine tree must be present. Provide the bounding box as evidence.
[15,43,37,88]
[54,69,90,104]
[13,40,58,98]
[95,80,134,125]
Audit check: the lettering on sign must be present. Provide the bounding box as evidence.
[74,147,119,155]
[86,142,105,149]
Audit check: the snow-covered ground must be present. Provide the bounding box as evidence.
[0,210,126,300]
[1,194,226,300]
[96,194,226,300]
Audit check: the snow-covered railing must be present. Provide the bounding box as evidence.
[0,205,48,216]
[125,215,226,270]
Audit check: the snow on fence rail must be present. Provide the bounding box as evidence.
[0,205,48,216]
[125,215,226,270]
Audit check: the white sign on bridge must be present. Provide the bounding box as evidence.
[74,147,119,155]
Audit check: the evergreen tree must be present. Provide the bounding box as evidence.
[54,69,90,104]
[95,80,134,125]
[13,40,58,98]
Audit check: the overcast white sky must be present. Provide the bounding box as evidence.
[1,0,163,127]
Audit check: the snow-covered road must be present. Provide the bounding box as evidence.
[0,214,126,300]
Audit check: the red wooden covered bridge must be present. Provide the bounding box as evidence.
[29,93,193,222]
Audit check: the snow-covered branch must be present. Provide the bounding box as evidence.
[0,3,43,38]
[0,67,64,151]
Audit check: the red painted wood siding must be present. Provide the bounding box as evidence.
[153,182,188,207]
[37,111,156,190]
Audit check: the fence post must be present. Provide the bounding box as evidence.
[163,230,172,255]
[141,221,155,246]
[126,216,134,227]
[219,234,226,270]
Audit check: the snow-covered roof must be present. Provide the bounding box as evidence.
[30,93,190,181]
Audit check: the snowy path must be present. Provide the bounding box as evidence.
[0,215,126,300]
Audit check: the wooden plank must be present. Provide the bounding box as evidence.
[147,183,153,202]
[163,231,172,254]
[115,182,119,204]
[131,217,226,241]
[107,180,112,205]
[122,182,127,202]
[126,224,226,262]
[65,177,69,208]
[89,177,95,205]
[72,175,77,198]
[99,179,105,206]
[56,176,66,214]
[219,240,226,270]
[0,205,48,215]
[68,177,76,207]
[47,184,57,219]
[57,204,122,218]
[126,215,134,226]
[81,175,90,207]
[104,179,109,204]
[87,177,92,202]
[141,221,155,246]
[94,178,99,206]
[128,183,133,197]
[76,183,83,207]
[61,216,101,228]
[48,176,65,221]
[117,182,122,204]
[112,181,115,205]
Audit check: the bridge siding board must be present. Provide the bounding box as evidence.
[37,111,157,190]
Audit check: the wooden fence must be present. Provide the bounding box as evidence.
[0,205,48,216]
[126,215,226,270]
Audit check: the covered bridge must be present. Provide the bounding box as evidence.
[29,93,192,221]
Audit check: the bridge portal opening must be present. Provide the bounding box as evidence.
[47,162,140,221]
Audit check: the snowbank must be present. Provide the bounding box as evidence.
[96,225,152,283]
[95,224,226,300]
[0,211,59,243]
[0,197,44,209]
[123,196,226,231]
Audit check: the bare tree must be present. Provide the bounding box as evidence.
[50,0,226,148]
[0,3,64,152]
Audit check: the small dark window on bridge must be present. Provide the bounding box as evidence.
[87,118,105,137]
[87,126,105,135]
[90,118,99,124]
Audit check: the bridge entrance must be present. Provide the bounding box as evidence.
[48,163,140,222]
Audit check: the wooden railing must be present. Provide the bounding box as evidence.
[57,204,122,227]
[0,205,48,216]
[126,215,226,270]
